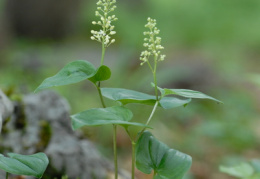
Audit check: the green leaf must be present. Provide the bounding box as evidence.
[0,152,49,178]
[152,83,222,103]
[101,88,191,109]
[89,65,111,84]
[251,159,260,172]
[219,163,254,178]
[71,106,150,130]
[35,60,96,92]
[159,97,191,109]
[136,131,192,179]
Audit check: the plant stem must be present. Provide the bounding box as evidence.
[100,42,106,65]
[131,141,136,179]
[125,128,136,179]
[136,101,159,141]
[153,56,159,100]
[6,172,8,179]
[97,82,106,108]
[145,101,159,126]
[113,124,118,179]
[97,39,107,108]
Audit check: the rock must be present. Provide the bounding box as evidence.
[0,89,14,132]
[0,90,130,179]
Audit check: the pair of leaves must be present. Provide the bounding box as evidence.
[136,131,192,179]
[0,153,49,178]
[101,88,191,109]
[35,60,111,92]
[71,106,151,130]
[220,160,260,179]
[101,86,221,110]
[154,83,222,103]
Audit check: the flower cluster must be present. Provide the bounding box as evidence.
[140,17,166,66]
[91,0,118,47]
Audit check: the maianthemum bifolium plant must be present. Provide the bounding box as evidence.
[35,0,222,178]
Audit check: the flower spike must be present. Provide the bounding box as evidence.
[140,17,166,66]
[91,0,118,47]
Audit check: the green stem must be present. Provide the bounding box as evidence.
[6,172,8,179]
[131,141,136,179]
[97,39,107,108]
[113,124,118,179]
[97,82,106,108]
[145,101,159,126]
[153,56,159,100]
[125,128,136,179]
[100,42,106,65]
[136,101,159,141]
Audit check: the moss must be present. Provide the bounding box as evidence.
[36,120,52,151]
[13,102,27,130]
[1,116,11,134]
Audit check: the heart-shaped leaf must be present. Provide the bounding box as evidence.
[35,60,96,92]
[220,163,254,178]
[136,131,192,179]
[89,65,111,84]
[101,88,191,109]
[71,106,150,130]
[0,153,49,178]
[153,83,222,103]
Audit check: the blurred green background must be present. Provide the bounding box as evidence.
[0,0,260,178]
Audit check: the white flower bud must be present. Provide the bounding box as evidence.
[110,31,116,35]
[111,39,115,43]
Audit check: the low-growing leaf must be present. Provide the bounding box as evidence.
[71,106,150,130]
[89,65,111,84]
[219,163,254,178]
[251,159,260,173]
[0,152,49,178]
[101,88,191,109]
[35,60,96,92]
[136,131,192,179]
